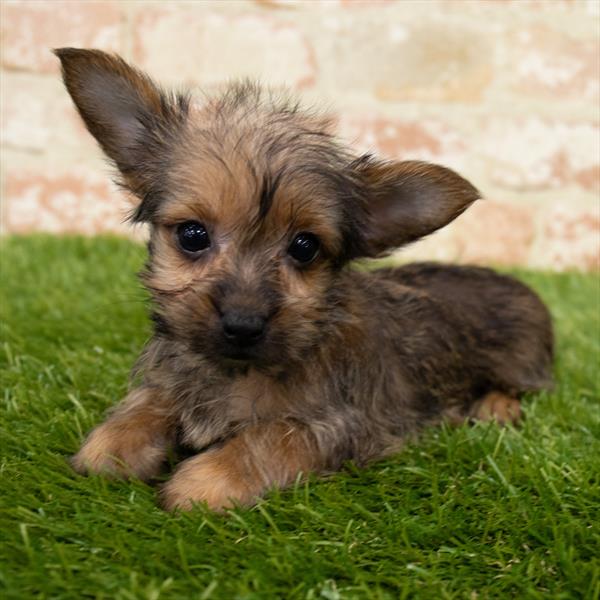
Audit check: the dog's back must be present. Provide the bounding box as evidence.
[371,262,554,395]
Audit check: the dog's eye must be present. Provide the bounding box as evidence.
[288,232,320,264]
[176,221,211,253]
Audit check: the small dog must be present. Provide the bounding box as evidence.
[56,48,554,511]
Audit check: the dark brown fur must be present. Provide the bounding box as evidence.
[56,49,554,511]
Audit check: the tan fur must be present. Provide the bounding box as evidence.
[72,387,175,480]
[471,392,522,425]
[161,421,318,511]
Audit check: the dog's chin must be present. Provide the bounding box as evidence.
[190,334,290,374]
[206,342,270,372]
[213,344,291,376]
[221,347,258,363]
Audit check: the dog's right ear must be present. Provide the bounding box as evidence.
[54,48,189,213]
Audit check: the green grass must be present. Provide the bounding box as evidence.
[1,235,598,600]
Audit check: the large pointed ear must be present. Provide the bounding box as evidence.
[54,48,189,217]
[353,158,481,257]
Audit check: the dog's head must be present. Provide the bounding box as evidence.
[56,48,480,370]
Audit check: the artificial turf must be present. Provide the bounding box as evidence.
[1,235,598,599]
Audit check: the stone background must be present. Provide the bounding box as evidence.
[1,0,599,270]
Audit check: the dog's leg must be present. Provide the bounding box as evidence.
[470,391,521,425]
[161,420,322,511]
[72,386,176,480]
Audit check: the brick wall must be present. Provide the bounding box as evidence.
[1,0,598,270]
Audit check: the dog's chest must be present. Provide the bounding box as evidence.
[178,370,296,450]
[226,371,288,422]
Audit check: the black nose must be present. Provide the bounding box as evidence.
[221,312,266,347]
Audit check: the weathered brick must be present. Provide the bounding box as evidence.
[394,225,460,264]
[450,200,536,266]
[395,199,538,267]
[0,0,598,272]
[445,0,592,12]
[133,7,316,89]
[316,15,493,102]
[479,118,600,193]
[340,0,394,6]
[374,25,493,103]
[0,72,94,152]
[509,25,599,103]
[535,204,600,271]
[5,167,133,236]
[254,0,342,6]
[337,115,468,171]
[1,1,122,73]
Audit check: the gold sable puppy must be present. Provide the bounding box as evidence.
[56,48,554,511]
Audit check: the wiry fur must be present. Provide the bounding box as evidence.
[56,49,554,511]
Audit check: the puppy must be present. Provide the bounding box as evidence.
[56,48,554,511]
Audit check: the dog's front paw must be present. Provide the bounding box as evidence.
[72,420,167,481]
[161,450,260,512]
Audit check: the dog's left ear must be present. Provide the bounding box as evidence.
[352,158,481,257]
